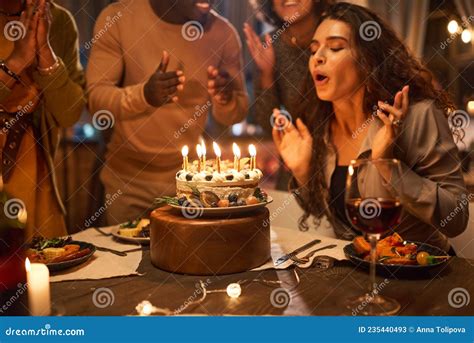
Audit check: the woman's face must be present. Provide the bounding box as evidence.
[272,0,314,23]
[309,19,364,103]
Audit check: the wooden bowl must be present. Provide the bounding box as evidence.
[150,206,270,275]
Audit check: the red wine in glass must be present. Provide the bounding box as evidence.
[344,159,402,316]
[345,198,401,235]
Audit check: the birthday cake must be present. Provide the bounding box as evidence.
[150,142,271,275]
[174,142,267,208]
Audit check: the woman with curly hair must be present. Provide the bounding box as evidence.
[273,2,468,252]
[244,0,332,190]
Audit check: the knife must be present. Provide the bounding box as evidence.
[274,239,322,266]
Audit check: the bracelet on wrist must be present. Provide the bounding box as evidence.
[37,57,60,76]
[0,59,22,83]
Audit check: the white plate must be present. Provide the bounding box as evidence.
[111,225,150,245]
[168,197,273,217]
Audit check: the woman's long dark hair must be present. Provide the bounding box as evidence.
[296,2,456,231]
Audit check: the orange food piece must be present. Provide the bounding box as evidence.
[353,236,371,255]
[64,244,80,254]
[382,257,417,265]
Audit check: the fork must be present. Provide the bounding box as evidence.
[290,244,337,264]
[93,227,112,237]
[95,246,142,257]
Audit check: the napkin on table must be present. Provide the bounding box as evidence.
[50,226,143,283]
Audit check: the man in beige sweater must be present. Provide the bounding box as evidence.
[86,0,248,224]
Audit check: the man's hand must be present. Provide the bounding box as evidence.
[207,65,232,105]
[144,51,185,107]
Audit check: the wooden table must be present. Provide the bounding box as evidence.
[51,248,474,316]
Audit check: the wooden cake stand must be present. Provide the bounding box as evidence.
[150,206,271,275]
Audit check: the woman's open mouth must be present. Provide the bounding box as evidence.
[314,73,329,86]
[282,0,299,7]
[195,1,211,14]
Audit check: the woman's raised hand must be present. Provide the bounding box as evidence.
[272,109,313,186]
[372,86,410,160]
[7,0,39,74]
[243,23,275,87]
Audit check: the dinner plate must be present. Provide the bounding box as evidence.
[111,225,150,245]
[47,241,96,273]
[168,197,273,217]
[343,241,450,278]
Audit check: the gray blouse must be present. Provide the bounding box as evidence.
[290,100,469,251]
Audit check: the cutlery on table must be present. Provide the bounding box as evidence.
[95,246,142,257]
[93,227,112,237]
[290,244,338,265]
[274,239,321,266]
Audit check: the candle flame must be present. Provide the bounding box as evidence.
[232,143,241,158]
[249,144,256,157]
[213,142,221,158]
[181,145,189,157]
[196,144,202,158]
[25,258,31,272]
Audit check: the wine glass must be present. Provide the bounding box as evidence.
[344,158,403,315]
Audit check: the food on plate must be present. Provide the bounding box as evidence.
[353,233,449,265]
[27,237,91,264]
[119,218,150,238]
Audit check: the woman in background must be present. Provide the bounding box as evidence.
[0,0,85,239]
[273,3,467,251]
[244,0,332,190]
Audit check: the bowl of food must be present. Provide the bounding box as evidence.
[27,237,96,272]
[344,233,450,278]
[111,218,150,244]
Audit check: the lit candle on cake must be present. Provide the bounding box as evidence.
[213,141,221,173]
[201,140,206,167]
[196,144,202,172]
[181,145,189,171]
[249,144,256,170]
[25,258,51,316]
[232,143,241,171]
[18,208,27,226]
